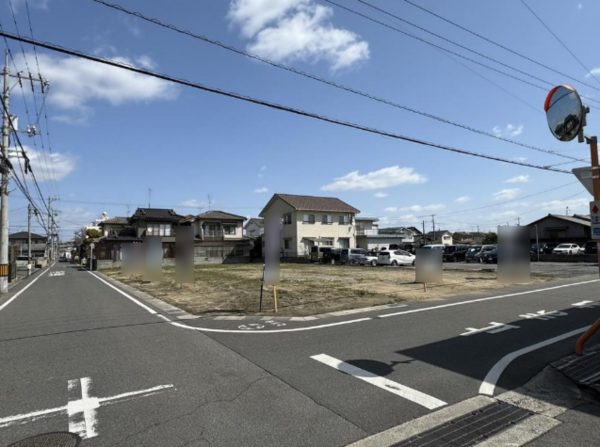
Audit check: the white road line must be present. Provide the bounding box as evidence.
[156,314,170,322]
[0,266,51,312]
[379,279,600,319]
[86,271,157,314]
[479,326,590,396]
[98,384,174,403]
[171,318,372,334]
[67,377,100,439]
[0,405,66,427]
[311,354,447,410]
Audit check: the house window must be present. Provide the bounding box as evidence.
[284,238,292,249]
[224,225,237,235]
[283,214,292,225]
[322,214,332,224]
[338,214,349,224]
[147,223,171,236]
[303,214,315,224]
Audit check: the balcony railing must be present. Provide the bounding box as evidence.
[356,229,379,236]
[202,229,223,241]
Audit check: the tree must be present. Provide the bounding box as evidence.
[483,232,498,244]
[86,228,102,239]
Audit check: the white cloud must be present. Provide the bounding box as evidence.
[492,188,521,201]
[321,166,427,191]
[228,0,370,71]
[504,201,530,209]
[455,196,470,203]
[398,214,416,221]
[254,187,269,193]
[540,197,590,212]
[14,53,178,121]
[11,0,48,13]
[492,124,524,138]
[258,165,267,178]
[505,175,529,183]
[374,192,388,198]
[401,204,445,212]
[17,146,76,182]
[384,207,398,212]
[586,68,600,78]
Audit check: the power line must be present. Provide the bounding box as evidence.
[86,0,584,163]
[402,0,600,92]
[323,0,600,109]
[519,0,600,86]
[0,31,574,174]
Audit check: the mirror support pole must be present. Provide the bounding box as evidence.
[576,134,600,355]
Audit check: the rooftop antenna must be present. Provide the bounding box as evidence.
[566,206,570,216]
[207,193,212,210]
[148,188,152,208]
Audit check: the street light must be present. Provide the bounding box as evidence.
[534,224,540,263]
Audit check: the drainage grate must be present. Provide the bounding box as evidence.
[393,402,533,447]
[7,432,81,447]
[557,350,600,385]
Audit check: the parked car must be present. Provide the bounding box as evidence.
[59,256,67,262]
[530,242,557,255]
[15,256,29,267]
[421,244,445,250]
[584,241,598,255]
[340,248,368,265]
[442,245,469,262]
[377,250,415,266]
[310,246,333,262]
[360,249,379,267]
[483,248,498,264]
[323,248,340,264]
[465,246,483,263]
[552,244,581,255]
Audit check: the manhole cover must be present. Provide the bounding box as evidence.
[7,432,81,447]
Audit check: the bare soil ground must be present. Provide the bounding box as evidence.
[103,263,553,317]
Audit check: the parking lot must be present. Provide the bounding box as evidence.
[443,261,598,278]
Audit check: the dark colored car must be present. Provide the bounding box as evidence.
[322,248,340,264]
[483,248,498,264]
[530,243,557,255]
[465,246,483,263]
[584,241,598,255]
[340,248,368,265]
[59,256,67,262]
[442,245,469,262]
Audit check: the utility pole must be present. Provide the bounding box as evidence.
[47,196,59,261]
[27,204,32,276]
[421,220,425,247]
[431,215,436,244]
[148,188,152,208]
[0,51,10,293]
[516,217,521,226]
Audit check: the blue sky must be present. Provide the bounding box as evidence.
[1,0,598,238]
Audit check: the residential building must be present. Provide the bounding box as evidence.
[527,214,591,246]
[407,226,422,236]
[453,232,487,245]
[129,208,185,258]
[259,193,360,257]
[356,222,415,250]
[9,232,48,258]
[420,230,453,246]
[244,218,264,237]
[97,217,141,261]
[182,210,253,261]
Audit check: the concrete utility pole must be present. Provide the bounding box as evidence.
[47,196,59,260]
[431,215,436,244]
[0,51,11,293]
[27,204,31,275]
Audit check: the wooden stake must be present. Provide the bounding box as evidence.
[273,285,278,313]
[423,282,427,292]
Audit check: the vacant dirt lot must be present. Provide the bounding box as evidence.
[103,263,553,317]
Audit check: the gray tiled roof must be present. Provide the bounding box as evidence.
[262,194,360,216]
[131,208,184,222]
[9,231,46,240]
[100,217,129,225]
[245,217,264,227]
[197,210,246,221]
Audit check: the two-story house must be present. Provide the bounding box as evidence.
[181,210,253,261]
[244,218,264,237]
[97,217,142,261]
[355,222,415,251]
[130,208,185,258]
[9,231,48,258]
[421,230,453,246]
[259,193,360,257]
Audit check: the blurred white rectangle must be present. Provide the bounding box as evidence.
[415,248,442,283]
[264,215,281,286]
[498,226,530,284]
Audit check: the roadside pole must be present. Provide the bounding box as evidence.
[27,204,32,276]
[535,224,540,263]
[575,135,600,355]
[0,50,10,293]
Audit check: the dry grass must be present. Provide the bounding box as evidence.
[103,263,553,317]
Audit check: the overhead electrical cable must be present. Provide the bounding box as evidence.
[0,31,575,174]
[86,0,586,163]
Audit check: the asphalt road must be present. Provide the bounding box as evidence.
[1,263,599,446]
